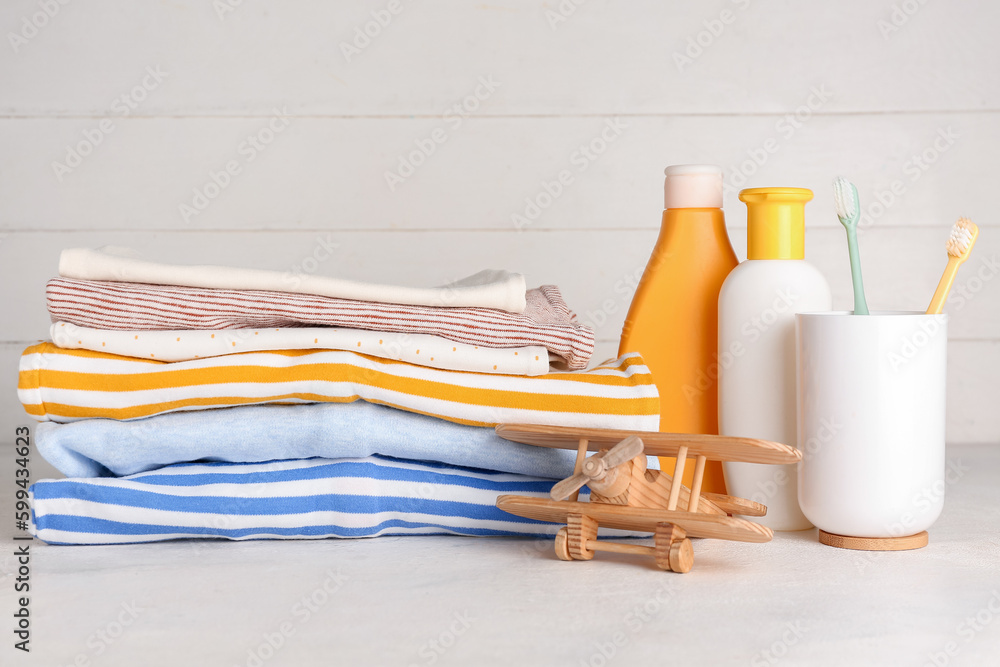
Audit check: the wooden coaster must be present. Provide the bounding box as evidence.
[818,530,928,551]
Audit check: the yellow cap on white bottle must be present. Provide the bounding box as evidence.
[739,187,813,260]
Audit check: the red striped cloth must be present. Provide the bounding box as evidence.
[46,278,595,370]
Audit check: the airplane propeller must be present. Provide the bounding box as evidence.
[549,436,645,501]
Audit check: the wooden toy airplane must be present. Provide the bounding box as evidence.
[494,424,802,573]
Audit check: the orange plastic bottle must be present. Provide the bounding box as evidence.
[618,165,738,493]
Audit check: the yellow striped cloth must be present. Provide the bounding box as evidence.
[18,342,660,429]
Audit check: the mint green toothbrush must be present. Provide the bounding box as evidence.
[833,177,869,315]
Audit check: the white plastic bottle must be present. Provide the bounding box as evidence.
[718,187,832,531]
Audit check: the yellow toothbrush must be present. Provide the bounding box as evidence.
[926,217,979,314]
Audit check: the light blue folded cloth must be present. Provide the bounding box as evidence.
[36,402,656,479]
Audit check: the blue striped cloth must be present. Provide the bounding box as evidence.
[29,455,611,545]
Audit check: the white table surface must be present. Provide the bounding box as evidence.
[2,444,999,667]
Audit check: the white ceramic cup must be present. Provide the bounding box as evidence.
[796,311,947,538]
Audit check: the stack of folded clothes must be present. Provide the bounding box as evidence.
[20,248,660,545]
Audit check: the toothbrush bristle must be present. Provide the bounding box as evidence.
[833,177,858,220]
[946,217,978,257]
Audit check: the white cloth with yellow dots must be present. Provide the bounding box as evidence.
[50,321,553,376]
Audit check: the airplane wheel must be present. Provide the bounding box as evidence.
[669,538,694,573]
[654,523,692,572]
[567,514,598,560]
[554,527,572,561]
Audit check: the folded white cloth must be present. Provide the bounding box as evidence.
[59,247,527,312]
[51,321,552,375]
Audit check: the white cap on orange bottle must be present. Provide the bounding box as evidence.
[663,164,723,209]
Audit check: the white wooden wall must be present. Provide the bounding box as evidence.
[2,0,997,480]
